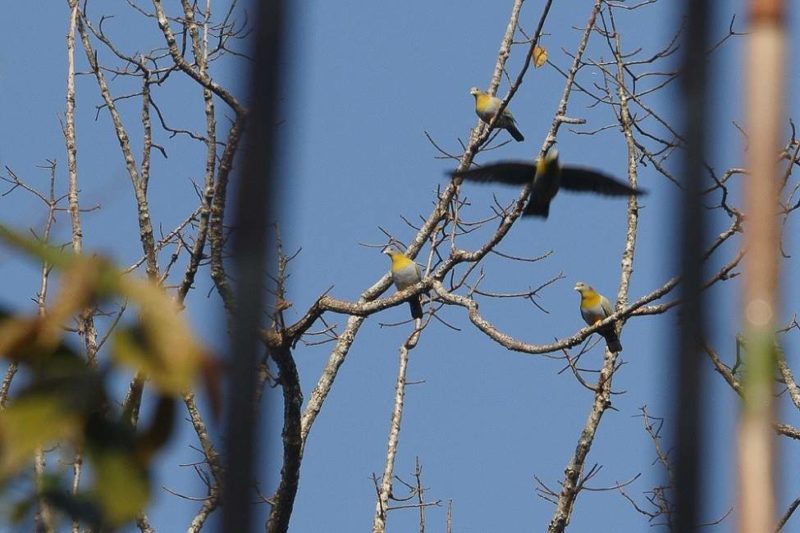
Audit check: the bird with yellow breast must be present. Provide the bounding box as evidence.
[574,281,622,352]
[470,87,525,142]
[383,245,424,320]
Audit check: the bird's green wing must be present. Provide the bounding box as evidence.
[600,296,614,318]
[450,162,536,185]
[559,166,647,196]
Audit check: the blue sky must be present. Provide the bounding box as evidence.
[2,1,800,532]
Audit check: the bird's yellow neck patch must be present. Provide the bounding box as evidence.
[390,253,413,269]
[580,291,601,307]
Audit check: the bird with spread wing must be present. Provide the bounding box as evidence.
[450,147,645,218]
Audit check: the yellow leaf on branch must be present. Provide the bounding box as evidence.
[533,45,548,68]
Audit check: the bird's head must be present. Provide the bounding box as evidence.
[535,146,560,176]
[574,281,592,294]
[469,87,483,98]
[544,147,560,165]
[382,245,403,258]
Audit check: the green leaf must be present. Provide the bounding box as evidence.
[91,450,149,526]
[0,395,82,476]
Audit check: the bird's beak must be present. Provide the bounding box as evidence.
[573,284,580,291]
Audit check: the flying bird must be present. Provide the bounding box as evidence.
[450,148,645,218]
[470,87,525,142]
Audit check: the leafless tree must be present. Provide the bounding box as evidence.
[0,0,796,532]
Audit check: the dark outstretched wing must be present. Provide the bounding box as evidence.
[560,166,647,196]
[449,162,536,185]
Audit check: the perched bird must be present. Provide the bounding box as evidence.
[450,147,646,219]
[383,246,423,320]
[470,87,525,142]
[574,281,622,352]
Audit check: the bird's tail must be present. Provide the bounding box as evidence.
[408,295,423,320]
[506,123,525,142]
[600,327,622,352]
[523,195,550,218]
